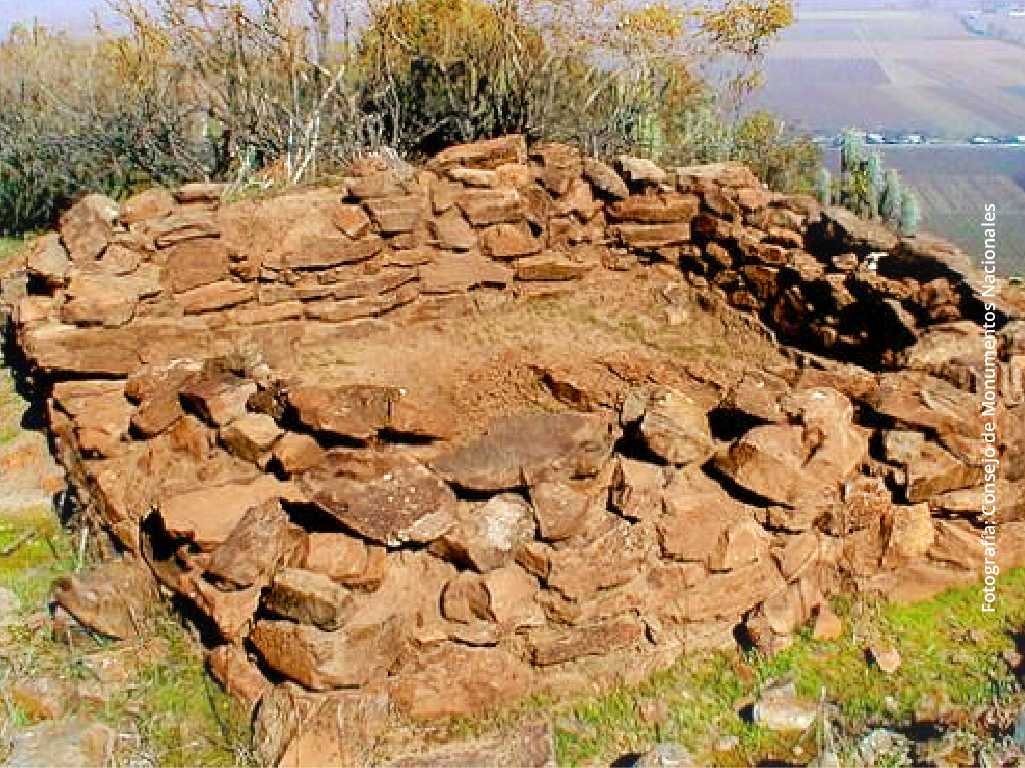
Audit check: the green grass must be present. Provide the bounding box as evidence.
[0,236,26,273]
[549,570,1025,766]
[0,518,255,767]
[0,336,255,768]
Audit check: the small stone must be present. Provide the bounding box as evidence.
[715,735,740,752]
[272,432,326,475]
[220,412,283,463]
[633,743,696,767]
[0,585,23,621]
[812,604,843,641]
[635,699,670,727]
[753,696,819,732]
[4,717,113,767]
[10,678,67,720]
[869,644,901,674]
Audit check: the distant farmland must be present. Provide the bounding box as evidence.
[752,9,1025,137]
[824,146,1025,274]
[753,7,1025,272]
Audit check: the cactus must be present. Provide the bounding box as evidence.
[815,167,833,206]
[840,129,864,174]
[879,168,902,225]
[900,192,920,237]
[865,153,883,219]
[839,130,866,211]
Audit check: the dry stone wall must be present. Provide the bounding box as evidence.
[4,134,1025,753]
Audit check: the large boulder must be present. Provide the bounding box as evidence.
[432,411,617,492]
[304,455,457,546]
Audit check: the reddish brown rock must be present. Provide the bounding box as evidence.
[220,412,283,463]
[730,370,789,422]
[514,252,588,281]
[678,559,786,622]
[177,182,227,203]
[273,432,326,475]
[707,518,770,572]
[882,503,934,567]
[860,562,976,602]
[24,233,71,287]
[251,617,406,691]
[50,557,157,640]
[285,383,399,440]
[480,222,543,259]
[346,170,406,199]
[60,193,117,262]
[207,644,272,712]
[553,177,604,220]
[266,568,355,630]
[432,411,615,492]
[180,374,257,426]
[448,167,499,187]
[391,645,534,721]
[546,519,655,602]
[784,386,870,488]
[131,394,185,438]
[332,204,372,238]
[157,476,303,549]
[147,210,218,247]
[419,252,513,293]
[929,519,985,570]
[61,271,143,328]
[861,372,980,440]
[433,494,534,572]
[305,455,457,546]
[272,234,385,270]
[432,135,527,169]
[365,196,423,234]
[167,238,231,293]
[429,207,477,250]
[611,222,691,248]
[812,603,843,640]
[303,533,369,585]
[204,499,305,589]
[607,193,700,223]
[528,480,592,541]
[639,388,714,466]
[905,442,984,503]
[714,424,813,507]
[810,205,899,253]
[177,280,254,314]
[53,381,134,457]
[528,616,646,666]
[658,466,750,562]
[456,188,525,225]
[610,457,664,521]
[120,188,174,225]
[180,574,262,641]
[480,564,546,629]
[674,162,760,190]
[387,720,555,768]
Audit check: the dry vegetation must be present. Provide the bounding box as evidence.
[0,0,819,235]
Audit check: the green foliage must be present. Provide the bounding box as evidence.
[815,166,833,205]
[879,168,902,225]
[900,192,921,237]
[838,129,914,226]
[0,24,216,234]
[668,107,820,192]
[551,570,1025,766]
[0,0,806,232]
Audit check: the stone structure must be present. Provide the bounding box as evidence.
[3,134,1025,765]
